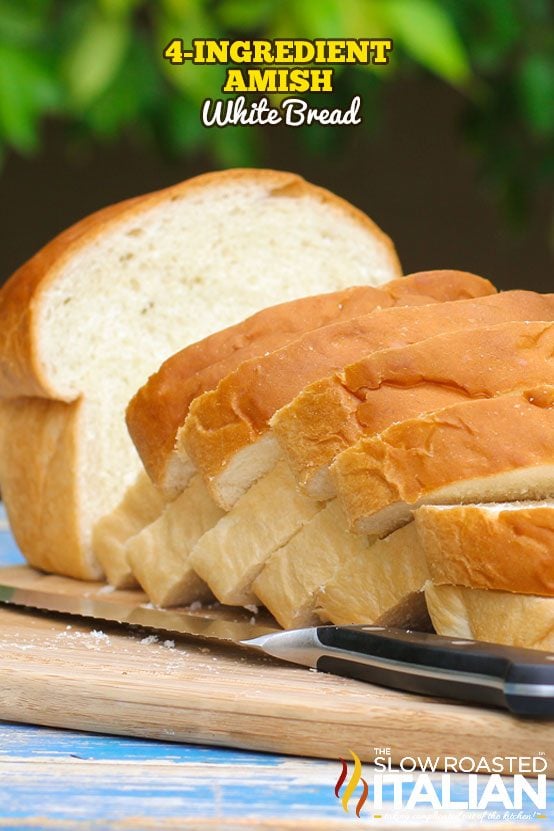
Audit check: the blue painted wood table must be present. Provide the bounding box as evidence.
[0,505,552,830]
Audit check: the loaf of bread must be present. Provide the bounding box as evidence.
[124,272,495,604]
[152,304,554,615]
[127,270,475,498]
[332,386,554,538]
[181,277,507,511]
[0,168,402,579]
[273,312,554,500]
[252,320,554,627]
[101,278,432,588]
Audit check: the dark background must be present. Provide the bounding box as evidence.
[1,74,551,292]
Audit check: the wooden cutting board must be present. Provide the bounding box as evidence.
[0,564,552,770]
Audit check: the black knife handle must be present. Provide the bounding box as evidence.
[315,625,554,718]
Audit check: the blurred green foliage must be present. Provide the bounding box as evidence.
[0,0,552,221]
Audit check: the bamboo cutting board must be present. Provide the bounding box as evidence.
[0,564,552,770]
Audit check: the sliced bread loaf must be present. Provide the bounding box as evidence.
[332,386,554,538]
[166,297,554,614]
[126,270,479,497]
[0,169,401,579]
[124,273,495,605]
[254,320,554,625]
[273,315,554,500]
[180,280,537,511]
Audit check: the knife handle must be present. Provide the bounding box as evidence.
[315,625,554,717]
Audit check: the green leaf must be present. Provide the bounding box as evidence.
[63,10,129,109]
[216,0,274,30]
[456,2,519,73]
[290,0,343,39]
[0,0,53,44]
[337,0,390,39]
[209,124,260,167]
[0,44,59,152]
[161,93,205,154]
[97,0,143,18]
[378,0,471,85]
[160,0,200,18]
[517,53,554,138]
[84,37,159,138]
[155,3,225,105]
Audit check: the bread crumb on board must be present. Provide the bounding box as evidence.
[188,600,203,611]
[97,584,115,594]
[53,628,112,650]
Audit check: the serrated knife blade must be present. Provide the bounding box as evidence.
[0,583,279,642]
[2,581,554,718]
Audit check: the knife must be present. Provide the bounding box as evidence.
[1,582,553,718]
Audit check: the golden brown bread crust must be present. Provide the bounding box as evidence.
[415,503,554,596]
[127,270,493,490]
[126,286,381,490]
[182,288,551,493]
[0,168,401,401]
[0,397,100,580]
[272,316,554,496]
[332,386,554,533]
[425,583,554,651]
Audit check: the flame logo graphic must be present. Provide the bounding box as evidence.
[335,750,369,817]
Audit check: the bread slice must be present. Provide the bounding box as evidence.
[124,272,492,603]
[415,501,554,596]
[273,315,554,500]
[93,472,167,588]
[252,506,432,628]
[332,386,554,538]
[251,499,366,628]
[127,475,224,607]
[189,461,323,606]
[250,320,554,626]
[181,281,537,511]
[316,523,430,625]
[425,583,554,651]
[0,169,401,579]
[127,270,481,498]
[251,499,347,627]
[109,279,439,589]
[173,296,551,616]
